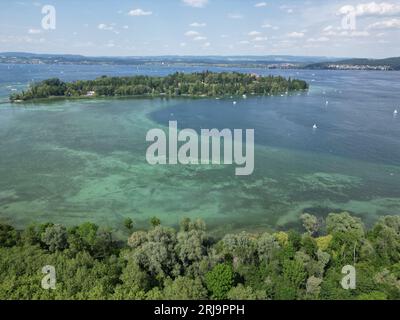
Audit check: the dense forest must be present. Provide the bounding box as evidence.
[0,212,399,300]
[9,72,308,102]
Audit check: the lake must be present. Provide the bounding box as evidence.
[0,64,399,235]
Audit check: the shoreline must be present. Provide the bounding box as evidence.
[9,89,309,104]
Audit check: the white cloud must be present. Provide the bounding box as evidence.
[307,37,330,42]
[203,42,211,47]
[228,13,244,19]
[98,24,114,31]
[248,31,262,36]
[252,36,268,42]
[194,36,207,41]
[183,0,208,8]
[180,42,187,47]
[255,2,267,7]
[128,9,153,16]
[287,32,305,38]
[185,30,200,37]
[338,2,400,16]
[368,18,400,29]
[28,28,42,34]
[238,40,250,44]
[190,22,207,27]
[262,23,279,30]
[341,30,370,37]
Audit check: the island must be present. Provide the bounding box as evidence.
[9,71,309,102]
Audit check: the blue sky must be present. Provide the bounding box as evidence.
[0,0,399,58]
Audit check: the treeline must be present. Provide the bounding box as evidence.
[9,72,308,101]
[0,212,399,300]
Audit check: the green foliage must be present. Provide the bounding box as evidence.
[163,276,208,300]
[10,72,309,102]
[300,213,319,236]
[150,217,161,228]
[41,224,68,252]
[0,213,399,300]
[0,224,18,247]
[123,218,134,231]
[205,264,235,299]
[227,284,267,300]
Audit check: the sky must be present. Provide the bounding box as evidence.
[0,0,399,58]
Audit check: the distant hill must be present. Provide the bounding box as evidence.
[305,57,400,71]
[0,52,340,68]
[3,52,397,71]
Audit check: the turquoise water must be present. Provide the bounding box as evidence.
[0,64,399,234]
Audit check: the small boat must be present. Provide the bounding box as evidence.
[313,124,318,130]
[394,109,398,115]
[326,100,329,105]
[242,94,247,99]
[233,101,237,105]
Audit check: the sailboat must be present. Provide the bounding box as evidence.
[313,124,318,130]
[394,109,398,115]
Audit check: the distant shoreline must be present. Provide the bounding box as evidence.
[1,53,399,71]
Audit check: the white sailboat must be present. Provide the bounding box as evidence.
[313,124,318,130]
[394,109,398,115]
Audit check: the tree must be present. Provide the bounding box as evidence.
[283,259,307,288]
[68,222,99,254]
[20,224,41,246]
[0,224,18,247]
[275,259,307,300]
[326,212,365,264]
[131,226,178,279]
[300,213,319,236]
[306,276,323,299]
[176,219,207,273]
[227,284,267,300]
[369,216,400,263]
[123,218,134,231]
[205,264,235,300]
[257,232,280,264]
[150,217,161,228]
[128,231,148,249]
[163,276,208,300]
[357,291,387,300]
[41,224,68,252]
[326,212,364,238]
[221,232,256,266]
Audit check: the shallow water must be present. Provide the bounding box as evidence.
[0,64,399,234]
